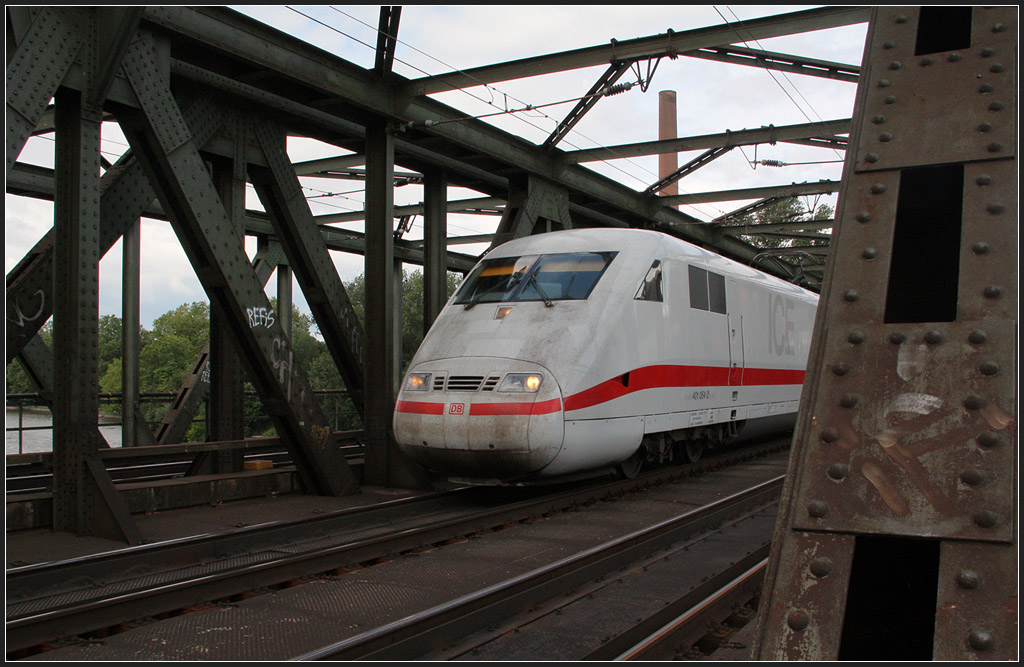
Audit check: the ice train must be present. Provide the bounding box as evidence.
[394,228,817,484]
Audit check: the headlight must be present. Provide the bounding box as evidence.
[403,373,431,391]
[497,373,543,393]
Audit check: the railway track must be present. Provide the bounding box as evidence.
[300,477,780,661]
[6,438,789,661]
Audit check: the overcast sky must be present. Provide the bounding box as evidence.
[5,5,868,329]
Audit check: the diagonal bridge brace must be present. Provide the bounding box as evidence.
[249,121,366,416]
[118,36,357,496]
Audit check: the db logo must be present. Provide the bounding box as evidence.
[448,403,465,415]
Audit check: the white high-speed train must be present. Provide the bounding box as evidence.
[394,228,817,484]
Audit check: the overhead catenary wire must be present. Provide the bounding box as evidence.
[304,9,697,194]
[284,6,753,221]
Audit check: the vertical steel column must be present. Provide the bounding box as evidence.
[277,265,293,335]
[422,168,448,333]
[753,7,1016,660]
[52,86,101,532]
[362,120,396,486]
[120,218,141,447]
[657,90,678,198]
[52,85,140,543]
[208,145,247,468]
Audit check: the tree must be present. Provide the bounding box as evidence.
[139,302,211,395]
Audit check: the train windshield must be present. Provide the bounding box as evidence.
[455,251,617,307]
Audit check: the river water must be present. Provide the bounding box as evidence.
[6,407,123,455]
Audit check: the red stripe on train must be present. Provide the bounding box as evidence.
[395,400,445,415]
[469,398,562,416]
[563,364,804,412]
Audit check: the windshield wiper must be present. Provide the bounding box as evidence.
[528,273,554,307]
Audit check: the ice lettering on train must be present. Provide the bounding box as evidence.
[768,292,796,356]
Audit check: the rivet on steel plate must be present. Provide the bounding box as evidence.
[826,463,849,481]
[978,83,995,94]
[877,78,892,88]
[982,285,1002,298]
[862,247,877,259]
[895,14,908,24]
[975,174,993,186]
[973,510,997,528]
[924,330,943,344]
[969,630,994,652]
[963,394,987,410]
[889,332,907,344]
[976,432,998,448]
[989,64,1005,73]
[820,427,840,443]
[967,330,987,344]
[855,211,872,223]
[888,61,902,70]
[809,558,833,578]
[878,132,893,142]
[919,57,933,66]
[870,183,886,194]
[956,570,981,589]
[882,40,896,49]
[865,153,879,163]
[977,122,993,133]
[986,203,1005,214]
[807,501,829,518]
[847,330,866,345]
[972,241,990,255]
[947,53,963,62]
[986,142,1003,153]
[988,101,1005,111]
[787,611,810,632]
[832,362,851,376]
[980,48,995,58]
[884,95,898,104]
[839,393,860,408]
[872,115,887,124]
[843,289,859,302]
[960,469,983,486]
[979,361,999,376]
[991,23,1006,33]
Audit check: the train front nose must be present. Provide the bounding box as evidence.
[393,359,564,481]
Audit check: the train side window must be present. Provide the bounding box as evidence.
[688,265,709,310]
[635,260,663,302]
[688,265,727,313]
[708,271,726,314]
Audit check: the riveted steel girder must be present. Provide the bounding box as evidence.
[403,6,870,96]
[6,93,221,364]
[118,34,357,496]
[51,85,141,544]
[135,6,803,279]
[753,7,1017,660]
[6,7,87,176]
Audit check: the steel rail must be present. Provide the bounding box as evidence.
[614,557,769,660]
[295,474,783,661]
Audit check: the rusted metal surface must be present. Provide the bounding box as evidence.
[754,6,1017,660]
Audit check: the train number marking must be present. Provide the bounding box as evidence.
[448,403,465,415]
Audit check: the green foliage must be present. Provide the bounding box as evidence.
[735,197,833,250]
[5,270,464,437]
[139,302,210,394]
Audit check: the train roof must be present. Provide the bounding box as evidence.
[483,228,818,302]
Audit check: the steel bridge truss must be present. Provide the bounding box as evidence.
[10,5,1005,553]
